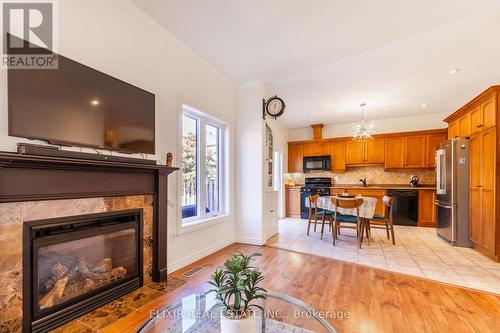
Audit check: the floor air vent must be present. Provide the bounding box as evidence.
[183,266,205,278]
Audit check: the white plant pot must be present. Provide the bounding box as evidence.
[220,311,258,333]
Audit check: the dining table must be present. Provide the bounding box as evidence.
[316,195,378,219]
[315,195,378,246]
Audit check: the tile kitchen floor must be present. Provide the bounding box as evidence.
[267,218,500,294]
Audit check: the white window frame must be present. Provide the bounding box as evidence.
[179,104,228,231]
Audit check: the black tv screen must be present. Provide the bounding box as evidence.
[8,55,155,154]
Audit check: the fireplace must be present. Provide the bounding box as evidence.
[23,209,143,333]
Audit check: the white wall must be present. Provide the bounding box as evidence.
[0,0,237,273]
[235,82,289,244]
[289,112,448,141]
[235,81,266,244]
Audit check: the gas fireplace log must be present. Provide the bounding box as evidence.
[93,258,112,273]
[39,276,68,310]
[51,262,69,280]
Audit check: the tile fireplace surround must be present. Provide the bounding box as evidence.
[0,195,153,332]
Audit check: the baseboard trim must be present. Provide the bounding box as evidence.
[265,227,279,241]
[167,238,235,273]
[235,237,265,246]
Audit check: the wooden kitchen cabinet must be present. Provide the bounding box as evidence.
[365,139,385,164]
[445,86,499,261]
[346,139,384,165]
[330,188,387,216]
[345,188,387,217]
[425,133,446,168]
[470,105,482,135]
[285,186,301,218]
[303,142,330,157]
[469,131,483,245]
[330,141,346,172]
[468,128,496,253]
[385,135,431,169]
[385,137,405,169]
[470,96,497,135]
[289,129,445,172]
[481,127,496,253]
[458,113,471,138]
[346,141,364,164]
[448,120,459,139]
[288,143,303,172]
[482,97,496,129]
[404,135,426,168]
[418,190,437,227]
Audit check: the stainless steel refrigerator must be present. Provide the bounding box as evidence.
[435,139,471,247]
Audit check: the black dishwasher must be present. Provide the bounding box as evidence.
[388,190,418,226]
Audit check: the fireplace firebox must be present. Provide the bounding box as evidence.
[23,210,143,333]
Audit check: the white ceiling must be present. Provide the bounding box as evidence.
[131,0,500,127]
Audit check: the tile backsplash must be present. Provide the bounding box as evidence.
[288,166,436,185]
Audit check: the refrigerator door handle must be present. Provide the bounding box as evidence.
[436,149,446,195]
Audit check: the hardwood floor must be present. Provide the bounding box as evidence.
[103,244,500,333]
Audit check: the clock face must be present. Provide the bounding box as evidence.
[266,97,285,117]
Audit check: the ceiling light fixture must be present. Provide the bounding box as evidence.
[90,99,100,106]
[352,103,375,142]
[421,103,428,108]
[449,69,460,75]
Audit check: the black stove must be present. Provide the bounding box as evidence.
[300,177,332,219]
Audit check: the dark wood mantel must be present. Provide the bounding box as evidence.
[0,152,178,282]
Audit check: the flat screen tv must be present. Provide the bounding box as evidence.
[8,54,155,154]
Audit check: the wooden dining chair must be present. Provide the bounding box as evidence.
[331,198,364,246]
[306,194,333,238]
[368,196,395,245]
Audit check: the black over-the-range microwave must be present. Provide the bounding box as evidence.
[303,156,331,172]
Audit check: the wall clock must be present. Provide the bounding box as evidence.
[263,95,286,120]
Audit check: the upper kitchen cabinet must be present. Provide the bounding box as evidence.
[404,135,427,168]
[458,113,471,138]
[330,141,347,172]
[471,96,496,134]
[303,141,330,157]
[288,129,446,172]
[385,131,444,170]
[346,141,364,164]
[448,120,459,139]
[384,137,405,169]
[288,143,303,172]
[346,139,384,165]
[365,139,385,164]
[482,96,496,129]
[425,133,446,168]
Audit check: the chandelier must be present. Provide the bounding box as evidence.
[352,103,375,141]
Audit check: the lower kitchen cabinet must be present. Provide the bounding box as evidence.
[285,186,301,218]
[418,190,437,227]
[330,188,387,217]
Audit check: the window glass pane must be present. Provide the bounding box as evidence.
[182,115,198,219]
[205,124,220,213]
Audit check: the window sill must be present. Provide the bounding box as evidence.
[177,214,230,235]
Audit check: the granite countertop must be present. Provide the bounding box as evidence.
[331,184,436,190]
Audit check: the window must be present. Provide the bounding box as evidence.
[181,105,226,225]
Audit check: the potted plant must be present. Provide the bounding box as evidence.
[208,251,267,333]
